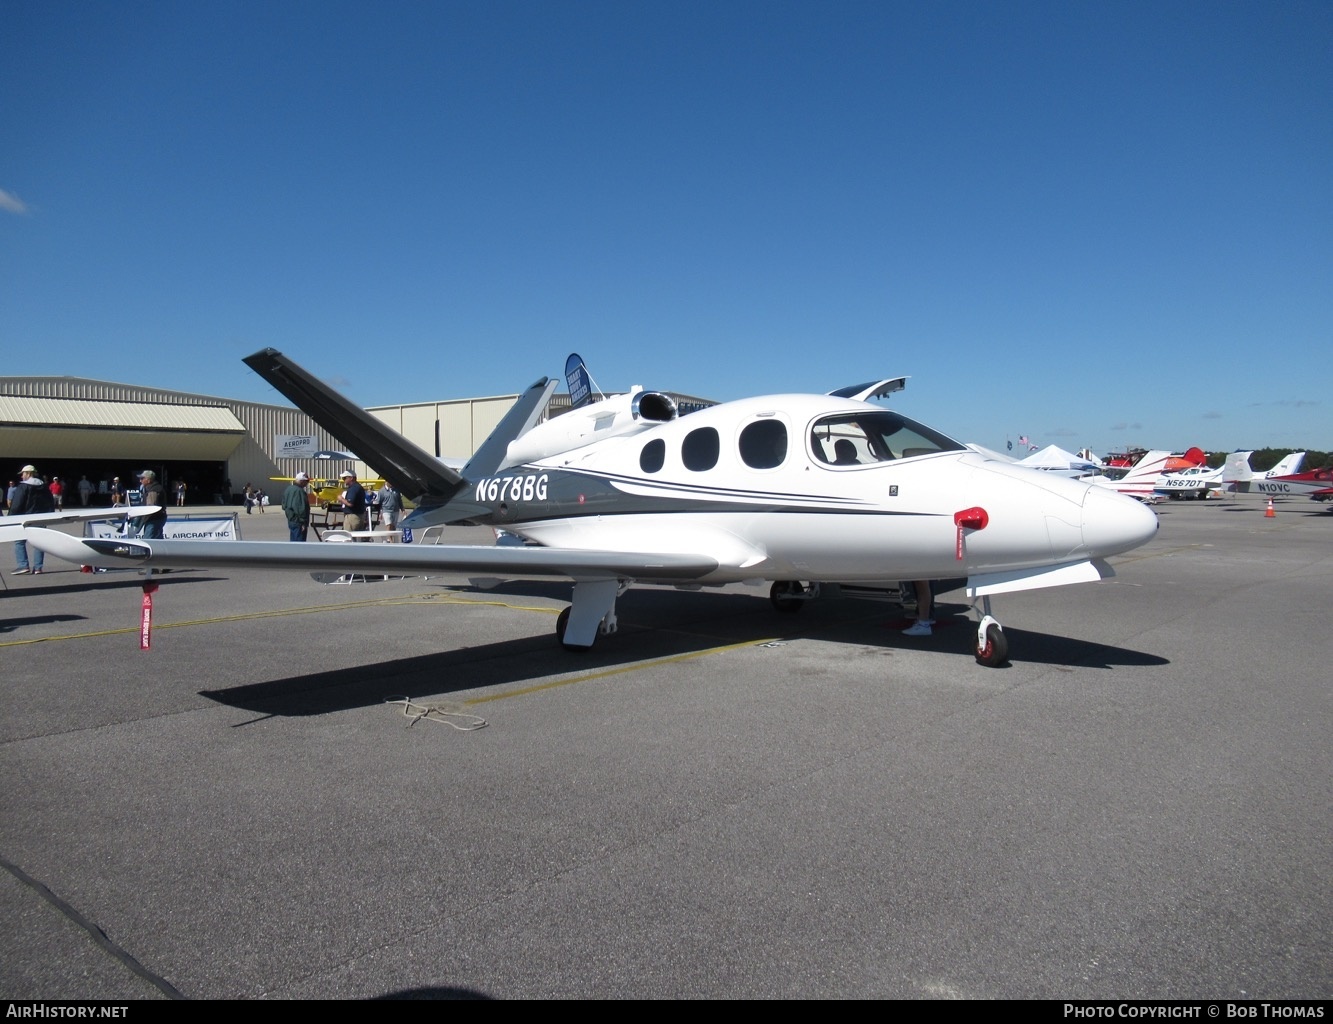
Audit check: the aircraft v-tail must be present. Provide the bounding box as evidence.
[27,350,1160,666]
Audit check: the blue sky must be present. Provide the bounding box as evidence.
[4,0,1330,456]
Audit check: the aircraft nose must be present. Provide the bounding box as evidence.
[1081,484,1158,557]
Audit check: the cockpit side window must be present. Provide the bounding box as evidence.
[811,412,965,465]
[739,419,787,469]
[682,426,720,471]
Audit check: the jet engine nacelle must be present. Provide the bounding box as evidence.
[500,386,678,470]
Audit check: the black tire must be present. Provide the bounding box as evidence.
[974,623,1009,667]
[556,607,592,651]
[770,581,805,613]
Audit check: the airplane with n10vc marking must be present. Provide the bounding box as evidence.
[26,349,1160,666]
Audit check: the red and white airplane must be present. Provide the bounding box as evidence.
[27,351,1159,667]
[1088,450,1178,501]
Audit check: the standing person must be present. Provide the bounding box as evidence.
[10,465,54,574]
[338,471,367,534]
[135,471,169,540]
[175,479,187,506]
[378,482,402,534]
[49,477,64,509]
[282,472,312,541]
[902,580,935,637]
[78,475,94,506]
[243,483,255,514]
[110,476,125,506]
[4,480,16,512]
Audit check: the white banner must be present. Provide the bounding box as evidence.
[275,434,319,458]
[85,517,239,541]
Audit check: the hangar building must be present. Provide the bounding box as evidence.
[0,376,531,506]
[1,376,715,506]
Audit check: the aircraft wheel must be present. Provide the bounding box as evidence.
[770,581,805,613]
[555,607,592,652]
[974,623,1009,667]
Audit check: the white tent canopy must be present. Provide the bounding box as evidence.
[1019,444,1098,471]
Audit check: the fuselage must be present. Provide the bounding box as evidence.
[407,394,1159,585]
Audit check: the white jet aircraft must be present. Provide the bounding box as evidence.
[27,350,1159,667]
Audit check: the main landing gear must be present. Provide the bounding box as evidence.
[767,579,1011,668]
[769,580,815,612]
[555,579,629,651]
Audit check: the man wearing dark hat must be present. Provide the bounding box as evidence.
[10,464,54,574]
[282,472,313,541]
[135,470,169,539]
[337,470,367,535]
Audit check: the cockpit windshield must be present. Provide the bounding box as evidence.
[809,411,966,466]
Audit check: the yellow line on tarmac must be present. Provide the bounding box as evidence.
[464,636,782,705]
[0,591,556,648]
[1112,543,1208,567]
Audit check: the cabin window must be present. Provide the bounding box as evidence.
[810,411,966,464]
[639,438,665,473]
[739,419,787,469]
[682,427,720,471]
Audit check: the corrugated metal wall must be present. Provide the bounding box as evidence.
[0,376,524,496]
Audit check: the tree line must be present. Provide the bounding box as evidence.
[1204,449,1330,471]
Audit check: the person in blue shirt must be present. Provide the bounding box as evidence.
[338,471,367,535]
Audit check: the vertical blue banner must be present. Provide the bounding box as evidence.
[565,353,592,408]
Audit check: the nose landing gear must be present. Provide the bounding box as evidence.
[971,596,1009,667]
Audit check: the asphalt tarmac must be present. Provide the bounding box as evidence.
[2,495,1329,1000]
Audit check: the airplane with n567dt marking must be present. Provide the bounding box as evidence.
[27,349,1159,667]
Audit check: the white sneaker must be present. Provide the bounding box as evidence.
[902,621,932,637]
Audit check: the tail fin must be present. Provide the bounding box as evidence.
[1266,451,1306,478]
[1222,451,1255,483]
[1121,450,1173,481]
[242,348,552,502]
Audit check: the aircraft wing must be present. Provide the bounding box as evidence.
[0,507,161,544]
[23,529,719,583]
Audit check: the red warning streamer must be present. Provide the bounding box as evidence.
[953,507,989,560]
[140,582,159,649]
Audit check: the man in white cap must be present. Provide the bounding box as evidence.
[10,465,54,574]
[337,470,367,535]
[135,470,169,539]
[282,472,313,541]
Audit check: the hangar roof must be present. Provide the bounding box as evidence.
[0,395,246,433]
[0,395,248,461]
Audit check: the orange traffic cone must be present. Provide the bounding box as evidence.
[1265,498,1276,518]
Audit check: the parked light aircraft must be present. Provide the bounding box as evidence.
[0,506,160,546]
[1088,450,1176,501]
[3,507,161,593]
[27,350,1160,667]
[1154,462,1226,500]
[1220,451,1308,494]
[1246,463,1332,499]
[268,475,389,508]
